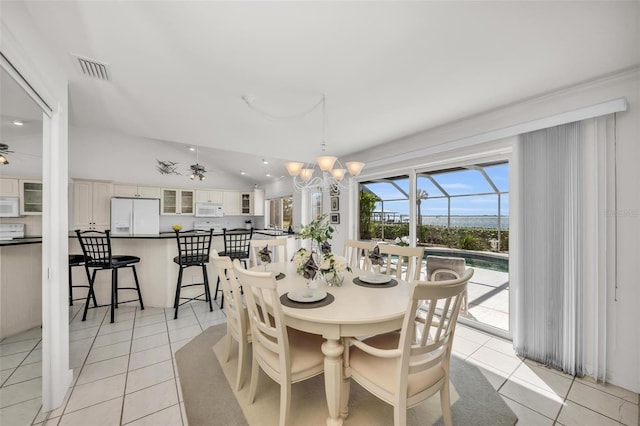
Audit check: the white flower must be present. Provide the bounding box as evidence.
[291,248,309,266]
[333,256,348,272]
[320,256,332,271]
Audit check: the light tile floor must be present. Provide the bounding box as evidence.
[1,300,638,425]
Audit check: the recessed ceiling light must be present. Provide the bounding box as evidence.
[12,120,24,126]
[240,171,246,175]
[189,147,195,151]
[262,159,269,165]
[265,173,271,177]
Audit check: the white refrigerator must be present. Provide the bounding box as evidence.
[111,198,160,235]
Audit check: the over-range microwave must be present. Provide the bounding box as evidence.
[0,197,20,217]
[195,202,223,217]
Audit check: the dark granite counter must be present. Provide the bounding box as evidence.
[0,237,43,247]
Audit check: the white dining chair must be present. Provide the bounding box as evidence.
[344,268,474,426]
[210,250,251,391]
[377,244,425,282]
[343,239,376,271]
[249,238,288,268]
[233,260,325,426]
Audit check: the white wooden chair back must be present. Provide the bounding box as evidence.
[249,238,288,267]
[343,239,376,271]
[377,244,424,282]
[233,261,291,382]
[344,268,474,426]
[233,260,325,426]
[210,250,247,343]
[210,250,251,390]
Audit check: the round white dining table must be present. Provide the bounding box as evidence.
[262,261,411,426]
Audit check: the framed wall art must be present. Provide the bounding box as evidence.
[330,196,339,211]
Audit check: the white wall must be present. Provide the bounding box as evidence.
[1,1,73,410]
[350,70,640,393]
[68,126,255,190]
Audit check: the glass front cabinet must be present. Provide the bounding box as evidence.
[20,180,43,215]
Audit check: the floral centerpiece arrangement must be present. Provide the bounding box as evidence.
[291,248,319,280]
[297,213,334,251]
[292,214,352,286]
[319,252,351,286]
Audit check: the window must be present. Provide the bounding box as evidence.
[267,196,293,229]
[310,190,323,221]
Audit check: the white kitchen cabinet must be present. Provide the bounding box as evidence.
[0,178,19,197]
[195,189,223,203]
[223,191,241,215]
[239,190,265,216]
[161,188,195,215]
[19,180,43,215]
[72,180,113,230]
[113,184,161,199]
[253,189,265,216]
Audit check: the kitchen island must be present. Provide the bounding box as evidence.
[0,239,43,338]
[68,233,227,309]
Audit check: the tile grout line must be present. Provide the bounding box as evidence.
[170,304,187,426]
[52,307,110,422]
[119,307,140,426]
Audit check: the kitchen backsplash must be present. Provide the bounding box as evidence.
[158,215,265,233]
[0,216,42,236]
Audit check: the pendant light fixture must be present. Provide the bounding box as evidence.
[189,146,206,181]
[242,93,364,191]
[283,96,365,191]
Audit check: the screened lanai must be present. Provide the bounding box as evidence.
[360,161,509,251]
[359,161,510,334]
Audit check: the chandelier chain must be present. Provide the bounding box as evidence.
[244,95,325,122]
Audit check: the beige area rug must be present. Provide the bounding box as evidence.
[176,325,518,426]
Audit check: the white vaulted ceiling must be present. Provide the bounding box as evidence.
[9,1,640,183]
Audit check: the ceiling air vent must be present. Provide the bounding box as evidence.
[74,55,110,81]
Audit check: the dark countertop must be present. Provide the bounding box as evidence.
[0,237,43,246]
[68,231,225,239]
[2,230,293,246]
[254,230,296,237]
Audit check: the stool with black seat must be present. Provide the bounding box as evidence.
[215,227,253,308]
[173,228,214,319]
[75,229,145,323]
[68,254,97,307]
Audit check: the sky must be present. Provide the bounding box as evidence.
[362,163,509,217]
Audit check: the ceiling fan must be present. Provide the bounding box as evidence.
[0,143,13,164]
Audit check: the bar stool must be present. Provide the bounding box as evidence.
[173,229,214,319]
[75,229,145,323]
[68,254,97,307]
[216,227,253,308]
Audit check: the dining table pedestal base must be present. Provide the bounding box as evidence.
[322,338,346,426]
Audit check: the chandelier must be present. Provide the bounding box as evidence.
[189,146,206,181]
[282,96,365,191]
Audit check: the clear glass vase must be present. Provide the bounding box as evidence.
[324,271,344,287]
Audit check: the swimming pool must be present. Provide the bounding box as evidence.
[423,247,509,272]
